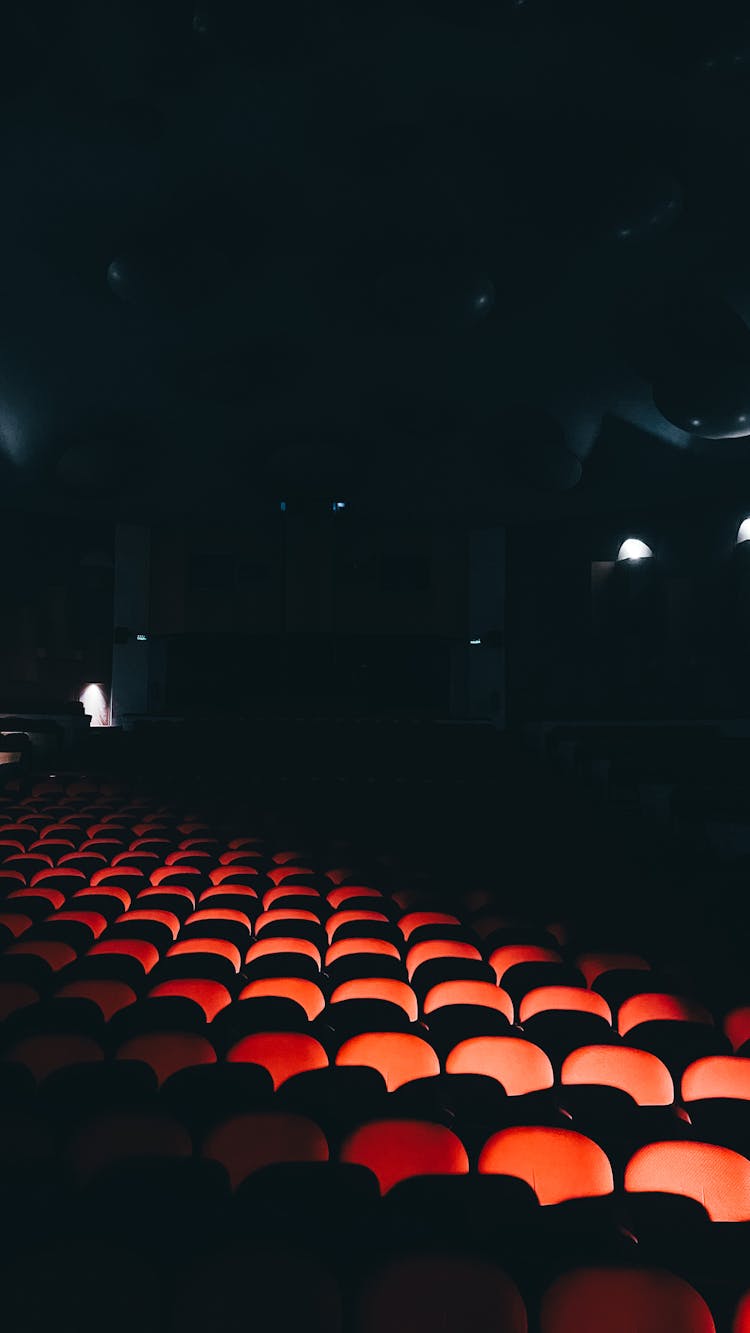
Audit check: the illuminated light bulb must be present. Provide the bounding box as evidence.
[617,538,653,562]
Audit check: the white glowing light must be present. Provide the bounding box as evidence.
[80,683,110,728]
[737,518,750,544]
[617,538,653,562]
[469,638,482,645]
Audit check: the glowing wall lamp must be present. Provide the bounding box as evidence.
[737,517,750,544]
[80,683,110,728]
[617,538,653,562]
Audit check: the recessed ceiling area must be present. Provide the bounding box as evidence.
[2,0,750,519]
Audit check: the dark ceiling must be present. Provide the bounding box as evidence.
[4,0,750,522]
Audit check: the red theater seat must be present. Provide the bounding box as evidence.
[446,1036,554,1096]
[167,939,242,971]
[519,987,612,1025]
[87,822,127,839]
[246,938,321,969]
[0,869,26,889]
[358,1255,527,1333]
[398,911,462,940]
[263,886,321,910]
[330,978,418,1022]
[725,1007,750,1053]
[0,825,42,848]
[255,909,322,935]
[618,993,714,1036]
[682,1055,750,1102]
[576,954,651,987]
[0,911,32,939]
[327,886,384,909]
[323,868,354,885]
[267,867,315,885]
[56,979,137,1021]
[4,1032,104,1082]
[341,1119,469,1195]
[0,841,27,861]
[625,1140,750,1220]
[489,945,562,984]
[326,910,390,942]
[149,866,203,887]
[735,1292,750,1333]
[46,909,108,939]
[9,886,65,911]
[540,1267,715,1333]
[336,1032,439,1091]
[89,939,160,973]
[203,1112,329,1189]
[137,886,195,910]
[6,939,77,970]
[30,866,85,888]
[115,909,181,940]
[0,981,39,1020]
[227,1031,329,1088]
[406,940,482,981]
[423,980,514,1023]
[89,866,143,889]
[326,938,401,967]
[116,1032,217,1086]
[209,866,260,886]
[184,907,254,931]
[73,886,132,913]
[67,1110,192,1183]
[165,851,212,867]
[560,1045,674,1106]
[479,1127,614,1205]
[201,885,259,906]
[239,977,326,1021]
[148,979,233,1022]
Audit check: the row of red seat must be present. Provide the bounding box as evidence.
[0,1246,738,1333]
[20,1100,744,1216]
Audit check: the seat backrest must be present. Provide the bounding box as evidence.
[519,987,612,1025]
[406,940,482,980]
[561,1045,674,1106]
[446,1036,553,1096]
[239,977,326,1021]
[227,1031,329,1089]
[5,1032,104,1083]
[682,1055,750,1102]
[478,1126,614,1205]
[341,1119,469,1194]
[734,1289,750,1332]
[116,1032,217,1086]
[540,1266,715,1333]
[358,1255,527,1333]
[203,1112,329,1189]
[423,980,513,1022]
[330,978,418,1021]
[335,1031,439,1091]
[625,1140,750,1221]
[618,993,713,1036]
